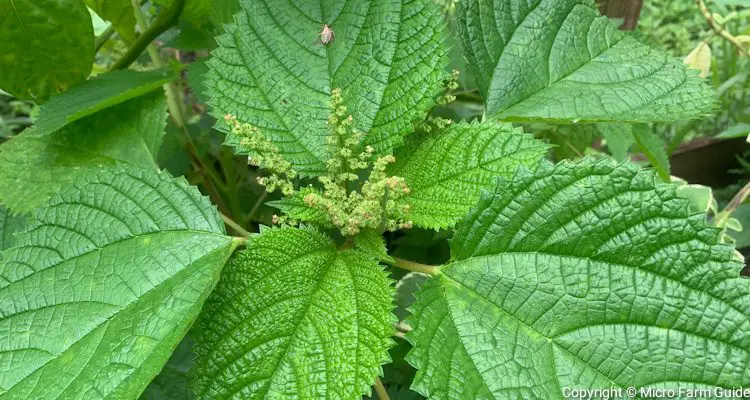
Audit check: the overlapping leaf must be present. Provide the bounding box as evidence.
[0,0,94,101]
[0,90,168,213]
[0,166,237,399]
[390,121,548,229]
[36,68,176,135]
[407,158,749,399]
[193,227,394,399]
[206,0,448,174]
[85,0,137,42]
[456,0,714,122]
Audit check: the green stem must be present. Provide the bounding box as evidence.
[128,0,188,129]
[696,0,749,57]
[715,180,750,227]
[373,377,390,400]
[111,0,186,71]
[222,213,251,238]
[247,191,268,223]
[392,257,441,276]
[94,25,116,52]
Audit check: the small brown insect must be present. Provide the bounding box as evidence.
[319,24,334,45]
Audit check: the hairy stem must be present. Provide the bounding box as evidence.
[392,257,441,276]
[222,214,251,238]
[696,0,749,57]
[373,377,391,400]
[111,0,186,70]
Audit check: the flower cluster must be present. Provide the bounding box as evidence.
[300,89,412,235]
[224,114,297,196]
[416,70,460,134]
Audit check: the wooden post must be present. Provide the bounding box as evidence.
[597,0,644,30]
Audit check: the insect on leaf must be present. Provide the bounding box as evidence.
[206,0,449,175]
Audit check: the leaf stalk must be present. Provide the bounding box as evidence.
[110,0,186,71]
[392,257,441,276]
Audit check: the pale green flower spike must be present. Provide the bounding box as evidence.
[301,89,413,236]
[224,114,297,196]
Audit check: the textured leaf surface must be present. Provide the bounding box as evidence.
[0,90,168,213]
[456,0,714,122]
[407,158,749,399]
[206,0,448,174]
[0,166,236,399]
[85,0,137,41]
[0,206,25,256]
[36,68,175,135]
[390,121,548,229]
[193,227,395,399]
[0,0,94,102]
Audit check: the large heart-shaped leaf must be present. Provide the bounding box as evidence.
[0,0,94,102]
[407,158,749,399]
[193,227,394,399]
[457,0,714,123]
[0,166,238,399]
[0,90,168,213]
[206,0,448,174]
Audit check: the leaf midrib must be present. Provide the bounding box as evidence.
[2,237,232,395]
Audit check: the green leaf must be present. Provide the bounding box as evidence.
[0,0,94,102]
[36,68,176,135]
[633,123,671,182]
[355,229,394,263]
[187,61,210,103]
[193,227,395,399]
[406,158,747,399]
[206,0,448,175]
[0,206,26,255]
[390,121,548,229]
[267,187,333,228]
[0,166,237,399]
[209,0,239,30]
[154,0,211,27]
[597,123,634,161]
[140,337,195,400]
[546,124,597,160]
[394,272,428,322]
[456,0,715,123]
[85,0,137,42]
[716,122,750,139]
[0,90,168,214]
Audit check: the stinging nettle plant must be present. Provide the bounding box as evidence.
[0,0,748,399]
